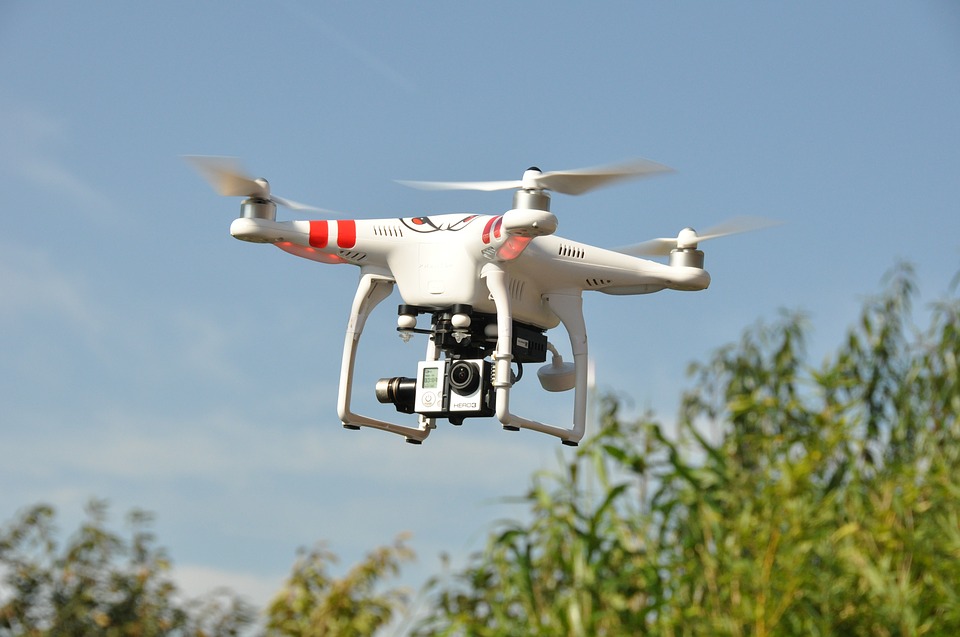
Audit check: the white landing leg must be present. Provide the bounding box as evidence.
[482,264,588,446]
[337,272,433,444]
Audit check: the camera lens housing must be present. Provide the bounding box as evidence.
[375,376,417,413]
[448,360,481,396]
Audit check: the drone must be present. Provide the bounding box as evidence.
[188,156,774,446]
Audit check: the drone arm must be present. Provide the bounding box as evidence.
[482,265,587,445]
[337,272,432,443]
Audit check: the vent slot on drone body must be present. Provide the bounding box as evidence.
[509,278,526,301]
[558,244,585,260]
[374,225,404,237]
[339,250,368,262]
[585,278,613,289]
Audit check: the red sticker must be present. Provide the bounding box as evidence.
[309,220,329,248]
[337,220,357,249]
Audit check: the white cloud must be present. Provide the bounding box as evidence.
[278,1,416,94]
[2,399,556,493]
[0,242,103,332]
[168,309,250,387]
[0,103,116,218]
[172,563,285,611]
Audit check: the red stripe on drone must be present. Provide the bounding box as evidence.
[309,220,329,248]
[482,216,502,244]
[337,220,357,249]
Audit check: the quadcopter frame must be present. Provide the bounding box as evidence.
[187,155,776,447]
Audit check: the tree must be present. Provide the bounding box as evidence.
[414,266,960,636]
[0,501,415,637]
[0,499,253,637]
[263,535,413,637]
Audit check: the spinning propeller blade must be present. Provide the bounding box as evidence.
[396,178,523,192]
[534,159,675,195]
[617,216,782,256]
[184,155,327,212]
[398,158,673,196]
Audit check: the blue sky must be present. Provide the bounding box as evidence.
[2,0,959,617]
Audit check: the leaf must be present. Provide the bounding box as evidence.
[831,522,860,543]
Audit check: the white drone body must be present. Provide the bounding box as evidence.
[189,156,773,446]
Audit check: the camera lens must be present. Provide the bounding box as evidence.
[375,376,417,413]
[448,361,480,395]
[451,363,472,385]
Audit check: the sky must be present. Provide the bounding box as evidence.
[2,0,959,623]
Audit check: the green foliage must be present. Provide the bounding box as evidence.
[415,266,960,636]
[0,502,415,637]
[0,499,253,637]
[263,534,413,637]
[4,266,957,636]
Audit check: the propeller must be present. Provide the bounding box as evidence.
[184,155,325,212]
[397,158,674,196]
[616,216,783,256]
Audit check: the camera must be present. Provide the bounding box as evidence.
[376,358,494,423]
